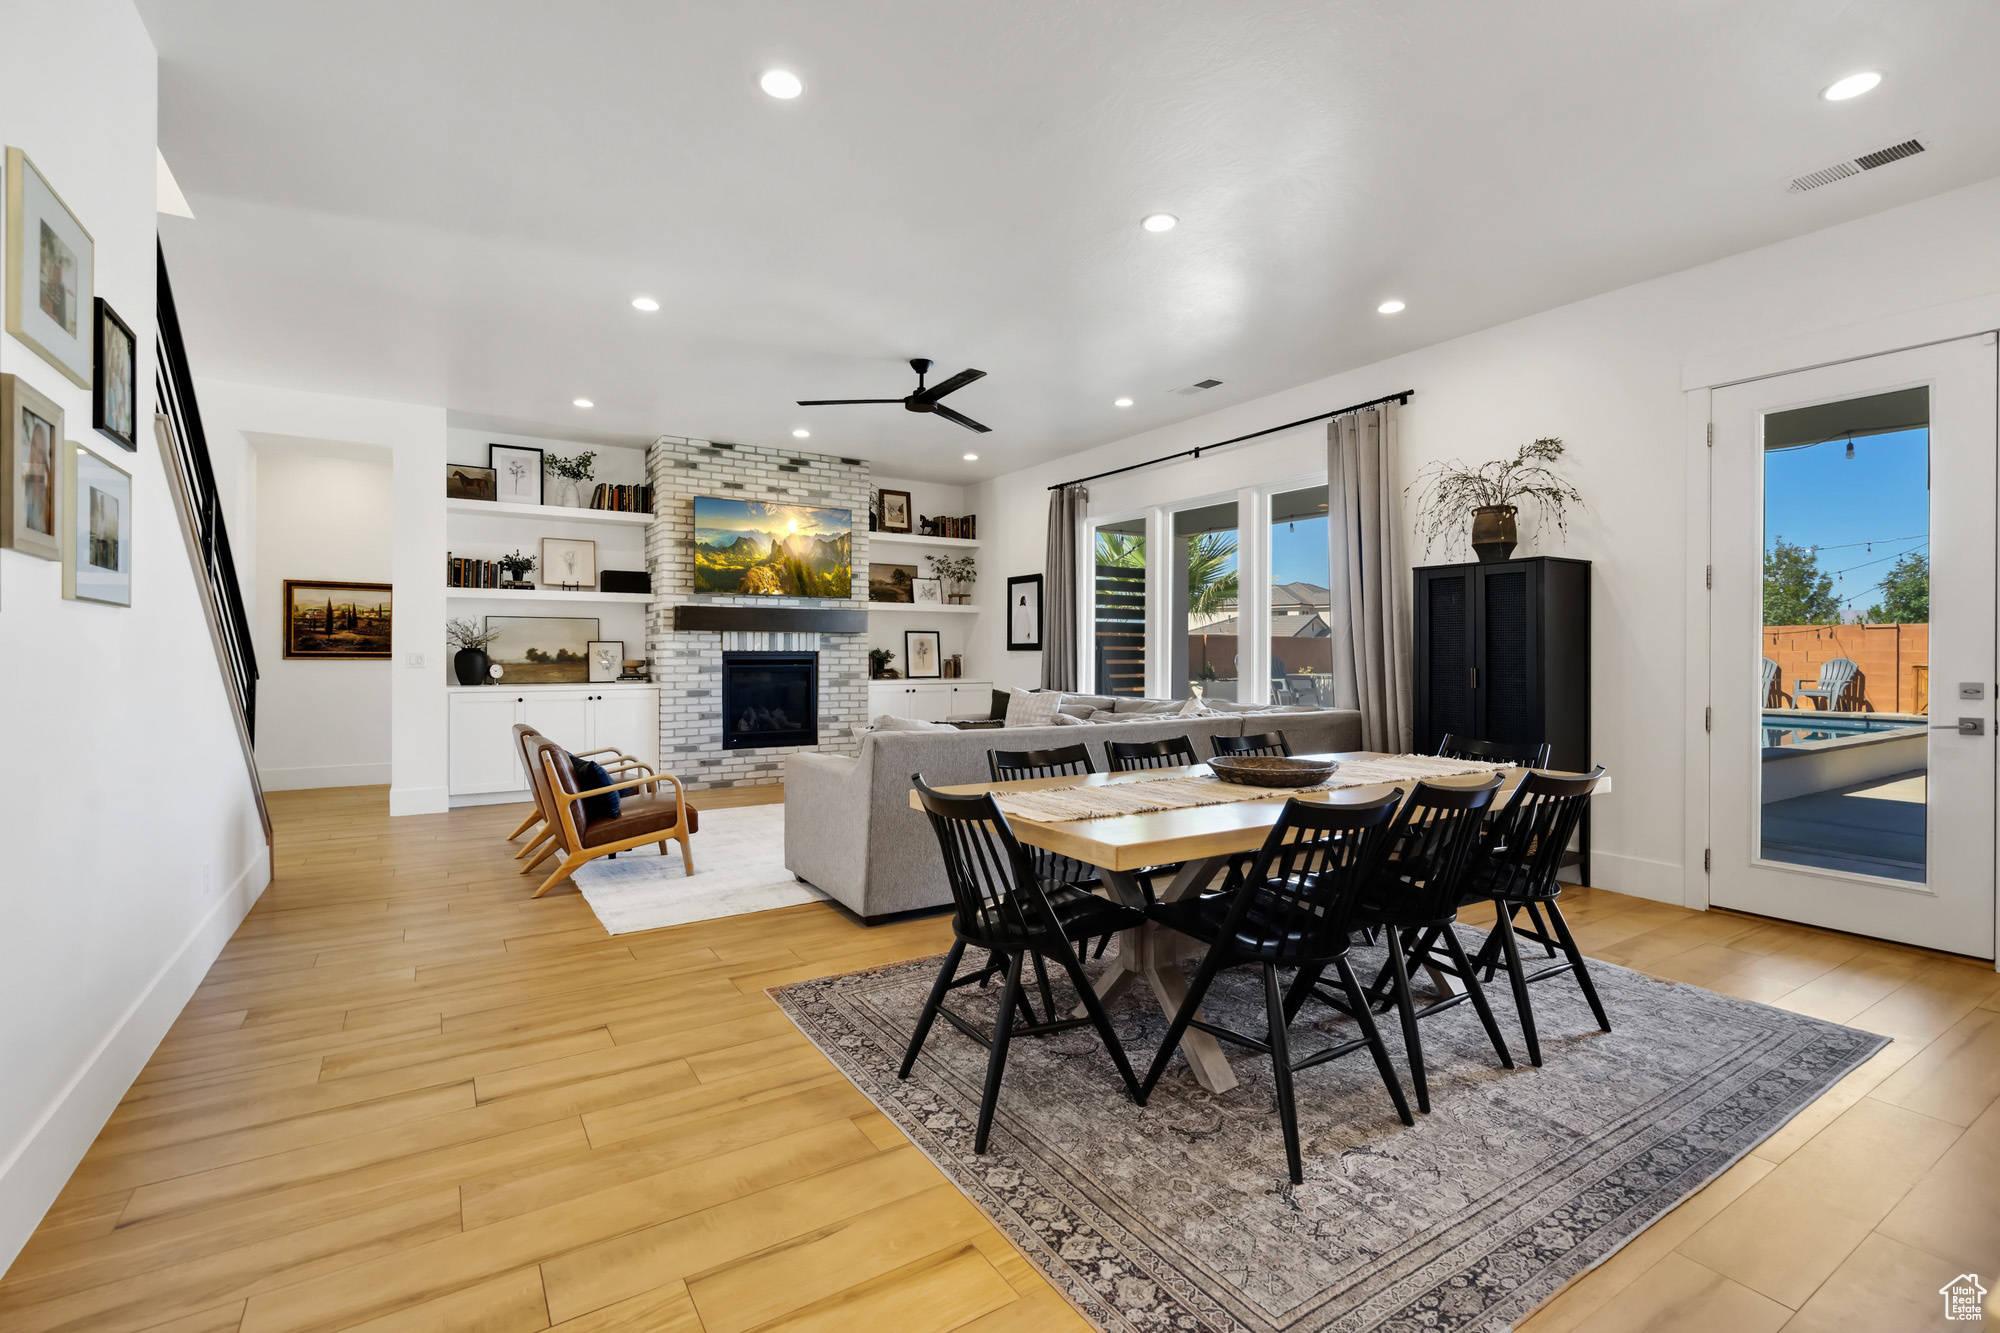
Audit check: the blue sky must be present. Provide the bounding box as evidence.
[1271,515,1329,588]
[1765,427,1928,614]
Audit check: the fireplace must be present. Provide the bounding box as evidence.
[720,651,819,749]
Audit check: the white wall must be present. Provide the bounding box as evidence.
[0,0,271,1272]
[972,172,2000,907]
[251,445,394,789]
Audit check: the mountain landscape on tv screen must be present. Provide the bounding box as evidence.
[692,498,852,597]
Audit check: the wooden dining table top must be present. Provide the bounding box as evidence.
[910,751,1606,874]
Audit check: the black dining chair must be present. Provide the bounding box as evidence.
[1212,731,1293,759]
[1463,767,1610,1065]
[1105,735,1201,772]
[1286,776,1512,1114]
[1139,791,1414,1182]
[989,745,1115,958]
[1437,733,1552,769]
[901,776,1147,1154]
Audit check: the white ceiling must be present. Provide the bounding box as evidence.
[141,1,2000,482]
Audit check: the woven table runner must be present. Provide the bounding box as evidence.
[989,754,1512,823]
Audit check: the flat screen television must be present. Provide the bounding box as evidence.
[691,496,853,598]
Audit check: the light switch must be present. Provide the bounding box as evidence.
[406,653,426,669]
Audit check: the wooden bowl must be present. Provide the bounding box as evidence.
[1207,755,1339,788]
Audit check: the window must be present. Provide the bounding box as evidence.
[1172,501,1239,700]
[1270,486,1332,707]
[1093,518,1147,696]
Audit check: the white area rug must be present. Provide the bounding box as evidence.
[567,802,825,935]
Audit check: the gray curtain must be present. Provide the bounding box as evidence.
[1326,401,1412,752]
[1041,484,1088,690]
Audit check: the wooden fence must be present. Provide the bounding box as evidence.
[1764,622,1928,714]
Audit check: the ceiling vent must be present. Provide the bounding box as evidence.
[1173,378,1224,396]
[1789,138,1927,193]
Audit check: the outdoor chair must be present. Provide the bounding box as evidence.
[1796,658,1864,711]
[1761,657,1783,708]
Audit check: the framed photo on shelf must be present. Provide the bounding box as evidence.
[445,463,497,501]
[283,580,393,659]
[904,629,942,679]
[1006,573,1043,650]
[92,299,137,450]
[541,536,597,589]
[6,148,95,388]
[587,640,624,683]
[910,577,943,606]
[1,373,63,561]
[485,615,599,684]
[488,442,543,504]
[868,562,916,603]
[877,488,912,533]
[63,440,131,606]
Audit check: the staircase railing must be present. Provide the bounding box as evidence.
[155,240,270,844]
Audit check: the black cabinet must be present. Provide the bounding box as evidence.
[1412,557,1591,774]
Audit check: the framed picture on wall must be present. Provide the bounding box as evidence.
[1006,573,1043,650]
[6,148,95,388]
[445,463,497,501]
[878,488,912,533]
[587,640,624,683]
[283,580,393,659]
[91,299,137,450]
[1,373,63,561]
[904,629,942,679]
[541,536,597,589]
[63,440,131,605]
[489,442,543,504]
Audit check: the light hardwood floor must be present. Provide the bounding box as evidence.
[2,785,1995,1333]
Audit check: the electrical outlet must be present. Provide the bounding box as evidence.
[406,652,425,669]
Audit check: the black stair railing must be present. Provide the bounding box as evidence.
[156,240,259,739]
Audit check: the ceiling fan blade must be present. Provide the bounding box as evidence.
[794,398,905,406]
[914,368,986,402]
[931,403,992,433]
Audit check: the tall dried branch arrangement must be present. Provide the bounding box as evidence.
[1407,437,1585,556]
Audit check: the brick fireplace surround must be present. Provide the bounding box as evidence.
[645,437,872,789]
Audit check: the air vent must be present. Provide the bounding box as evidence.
[1789,137,1927,192]
[1173,378,1224,396]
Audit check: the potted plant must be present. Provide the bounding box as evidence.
[926,553,978,605]
[544,450,597,508]
[498,549,537,589]
[1409,437,1584,563]
[447,618,502,686]
[869,647,895,680]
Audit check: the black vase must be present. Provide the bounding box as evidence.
[453,647,490,686]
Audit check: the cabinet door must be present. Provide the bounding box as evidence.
[590,690,658,769]
[448,693,525,794]
[1413,566,1477,753]
[909,683,952,722]
[867,683,906,720]
[1474,563,1541,747]
[521,691,592,756]
[949,683,992,719]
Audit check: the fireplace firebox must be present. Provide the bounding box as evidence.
[720,652,819,749]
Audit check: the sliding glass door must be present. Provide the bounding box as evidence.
[1093,517,1148,697]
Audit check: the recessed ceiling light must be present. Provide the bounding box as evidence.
[1141,213,1178,233]
[792,428,810,438]
[963,453,979,461]
[1822,71,1881,101]
[1114,397,1133,407]
[631,296,659,312]
[572,398,594,408]
[760,69,803,99]
[1377,299,1406,314]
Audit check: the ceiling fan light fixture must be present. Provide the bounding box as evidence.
[1377,299,1405,314]
[792,429,810,438]
[572,398,594,408]
[760,69,803,99]
[1141,213,1178,233]
[1822,71,1881,101]
[630,296,659,312]
[1114,397,1133,408]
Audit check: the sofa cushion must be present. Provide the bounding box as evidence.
[1004,688,1061,728]
[1112,697,1186,714]
[1051,711,1088,725]
[989,688,1010,720]
[1057,692,1117,717]
[868,714,957,732]
[580,793,698,847]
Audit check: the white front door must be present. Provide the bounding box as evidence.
[1709,335,1996,959]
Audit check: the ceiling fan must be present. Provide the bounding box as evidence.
[797,358,990,433]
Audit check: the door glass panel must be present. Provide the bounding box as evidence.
[1172,501,1239,701]
[1760,387,1929,882]
[1270,486,1331,707]
[1093,518,1147,696]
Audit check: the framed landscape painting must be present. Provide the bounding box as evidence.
[284,580,393,659]
[692,496,852,597]
[63,440,131,605]
[485,615,599,684]
[6,148,94,388]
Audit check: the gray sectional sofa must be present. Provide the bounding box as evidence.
[784,694,1363,921]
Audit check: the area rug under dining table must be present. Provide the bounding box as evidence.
[775,927,1885,1333]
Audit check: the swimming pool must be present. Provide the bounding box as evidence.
[1762,712,1926,747]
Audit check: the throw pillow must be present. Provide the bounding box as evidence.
[1004,688,1062,728]
[1177,697,1212,717]
[570,756,621,823]
[989,688,1011,720]
[869,714,957,732]
[1051,712,1088,726]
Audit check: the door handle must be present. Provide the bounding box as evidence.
[1931,717,1986,736]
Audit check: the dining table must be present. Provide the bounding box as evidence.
[911,751,1609,1094]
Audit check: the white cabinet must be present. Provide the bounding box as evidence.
[950,683,995,719]
[867,679,991,723]
[446,686,660,798]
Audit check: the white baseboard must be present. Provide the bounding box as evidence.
[389,784,450,816]
[1588,850,1689,906]
[0,846,270,1273]
[256,760,391,791]
[449,788,533,808]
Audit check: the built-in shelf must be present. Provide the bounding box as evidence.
[867,531,980,549]
[866,602,980,614]
[447,498,653,527]
[446,587,653,604]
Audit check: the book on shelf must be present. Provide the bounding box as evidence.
[589,482,655,514]
[916,513,976,539]
[446,554,534,589]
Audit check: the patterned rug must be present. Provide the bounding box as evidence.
[774,928,1885,1332]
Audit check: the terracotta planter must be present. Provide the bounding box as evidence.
[1470,505,1518,564]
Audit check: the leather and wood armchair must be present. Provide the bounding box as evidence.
[524,735,698,898]
[509,723,657,866]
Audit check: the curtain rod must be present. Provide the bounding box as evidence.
[1047,389,1413,491]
